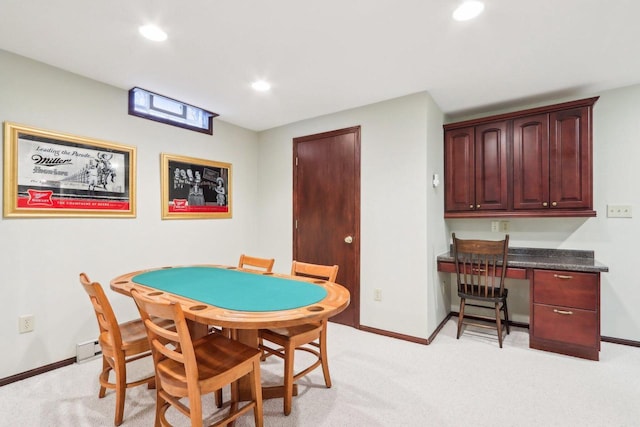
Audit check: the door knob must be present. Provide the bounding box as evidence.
[344,236,353,244]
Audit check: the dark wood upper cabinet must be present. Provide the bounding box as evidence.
[444,127,475,212]
[444,97,598,218]
[549,107,592,209]
[445,122,508,213]
[513,113,550,210]
[475,121,508,211]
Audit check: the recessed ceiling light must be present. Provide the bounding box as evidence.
[139,24,167,42]
[251,80,271,92]
[452,0,485,21]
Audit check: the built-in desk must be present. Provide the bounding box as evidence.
[437,248,609,360]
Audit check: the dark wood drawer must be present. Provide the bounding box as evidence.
[437,261,527,279]
[532,303,599,347]
[533,269,599,310]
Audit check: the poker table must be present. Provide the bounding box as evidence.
[110,264,350,399]
[111,265,350,330]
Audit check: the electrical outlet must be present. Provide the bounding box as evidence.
[374,288,382,301]
[607,205,632,218]
[500,220,510,232]
[491,221,499,232]
[18,314,35,333]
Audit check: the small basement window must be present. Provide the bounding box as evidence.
[128,87,218,135]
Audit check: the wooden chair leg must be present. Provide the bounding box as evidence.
[229,380,239,417]
[188,389,204,427]
[319,330,332,388]
[283,342,295,415]
[503,299,511,334]
[155,391,164,427]
[251,360,264,427]
[495,303,503,348]
[457,299,466,339]
[99,357,109,398]
[214,388,223,408]
[114,355,127,426]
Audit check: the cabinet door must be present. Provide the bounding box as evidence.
[475,121,508,211]
[513,114,549,210]
[444,127,475,212]
[549,107,592,209]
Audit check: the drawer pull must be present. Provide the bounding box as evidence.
[553,309,573,315]
[553,274,573,280]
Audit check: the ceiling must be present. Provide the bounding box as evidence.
[1,0,640,131]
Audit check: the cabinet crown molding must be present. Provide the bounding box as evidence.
[444,96,599,131]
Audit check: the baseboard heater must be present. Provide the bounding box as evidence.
[76,339,102,363]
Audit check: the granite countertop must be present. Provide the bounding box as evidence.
[437,247,609,273]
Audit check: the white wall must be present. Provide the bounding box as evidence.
[444,86,640,341]
[257,93,446,339]
[425,95,450,332]
[3,47,639,380]
[0,50,260,378]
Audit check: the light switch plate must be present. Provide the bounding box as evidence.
[607,205,633,218]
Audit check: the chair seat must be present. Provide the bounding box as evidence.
[260,321,322,342]
[157,333,260,396]
[459,286,508,302]
[100,318,174,355]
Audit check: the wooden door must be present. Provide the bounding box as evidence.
[513,114,550,210]
[549,107,592,209]
[293,126,360,328]
[474,121,508,211]
[444,127,475,212]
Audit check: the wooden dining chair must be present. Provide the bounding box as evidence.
[238,254,275,273]
[131,288,264,427]
[452,233,511,347]
[259,261,339,415]
[214,253,275,407]
[79,272,160,426]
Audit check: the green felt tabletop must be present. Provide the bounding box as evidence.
[132,266,328,312]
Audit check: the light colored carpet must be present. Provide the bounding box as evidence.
[1,319,639,426]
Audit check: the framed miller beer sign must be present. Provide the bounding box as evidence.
[160,153,232,219]
[3,122,136,218]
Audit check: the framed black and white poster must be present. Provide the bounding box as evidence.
[160,153,232,219]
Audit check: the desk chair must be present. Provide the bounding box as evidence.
[80,273,159,426]
[259,261,339,415]
[452,233,510,348]
[131,289,263,427]
[238,254,275,273]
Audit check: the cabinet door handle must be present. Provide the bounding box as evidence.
[543,202,548,207]
[476,204,481,209]
[469,204,474,209]
[552,201,558,207]
[553,309,573,315]
[553,274,573,280]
